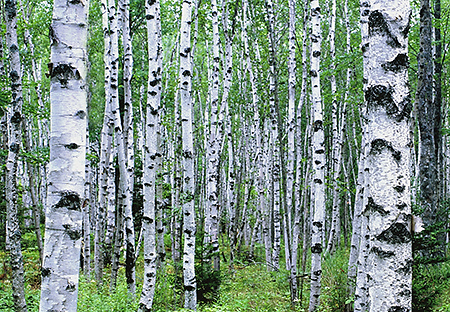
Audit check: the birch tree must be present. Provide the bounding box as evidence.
[287,0,296,282]
[357,1,413,311]
[205,0,222,271]
[39,0,88,310]
[4,0,28,310]
[95,0,112,284]
[416,0,444,260]
[308,0,325,309]
[180,0,197,308]
[139,0,162,308]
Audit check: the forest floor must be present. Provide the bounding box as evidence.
[1,234,450,311]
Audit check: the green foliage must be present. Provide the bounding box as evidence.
[20,147,49,165]
[208,265,292,312]
[413,262,450,312]
[319,248,350,312]
[195,229,222,304]
[78,272,139,312]
[0,248,41,312]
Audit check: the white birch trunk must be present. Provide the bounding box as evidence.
[180,0,197,308]
[325,0,341,255]
[95,0,112,283]
[120,0,137,295]
[205,0,222,271]
[39,0,88,310]
[83,137,91,277]
[361,1,412,311]
[139,0,162,308]
[308,0,325,310]
[5,0,27,310]
[266,0,281,272]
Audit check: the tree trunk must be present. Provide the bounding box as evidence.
[39,0,88,309]
[5,0,28,310]
[180,0,197,308]
[120,0,137,295]
[308,0,325,310]
[139,0,162,308]
[417,0,444,260]
[205,0,222,271]
[95,0,113,284]
[360,1,412,311]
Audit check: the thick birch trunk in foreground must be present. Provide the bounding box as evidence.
[180,0,197,308]
[359,1,412,311]
[39,0,88,310]
[309,0,325,310]
[5,0,28,310]
[139,0,162,308]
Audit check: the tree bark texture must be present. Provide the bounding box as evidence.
[308,0,325,310]
[417,0,444,260]
[139,0,162,309]
[180,0,197,308]
[360,1,413,311]
[5,0,28,310]
[39,0,88,310]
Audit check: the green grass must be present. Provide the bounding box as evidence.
[4,241,450,312]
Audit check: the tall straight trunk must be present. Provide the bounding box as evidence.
[22,122,43,265]
[266,0,281,272]
[205,0,221,271]
[325,0,341,255]
[104,147,116,263]
[417,0,443,260]
[95,0,112,284]
[290,0,307,304]
[4,0,27,311]
[39,0,88,310]
[298,3,310,302]
[139,0,162,308]
[434,0,442,206]
[286,0,296,275]
[171,87,182,265]
[119,0,137,295]
[179,0,197,308]
[108,0,136,293]
[353,3,370,311]
[83,136,91,277]
[360,1,412,311]
[308,0,325,310]
[346,139,365,312]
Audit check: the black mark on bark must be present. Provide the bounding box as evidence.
[377,222,411,244]
[54,190,81,211]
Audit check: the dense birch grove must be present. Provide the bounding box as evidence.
[2,0,450,311]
